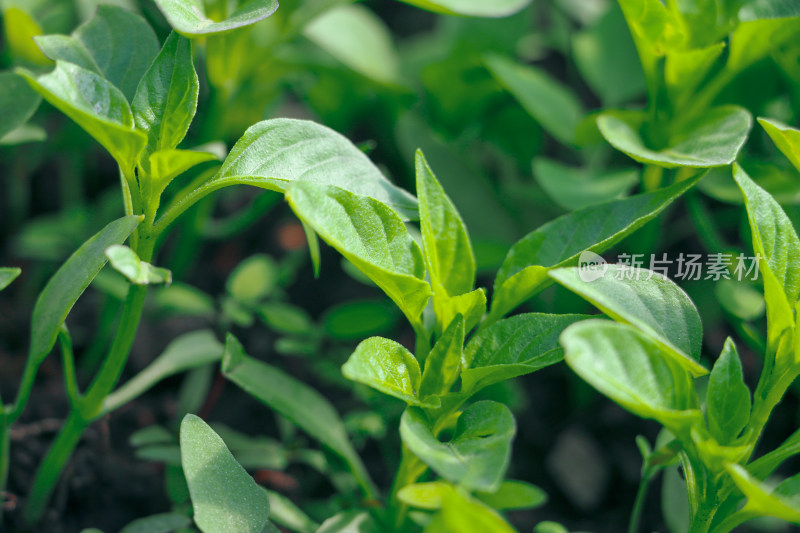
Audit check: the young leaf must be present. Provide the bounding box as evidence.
[217,118,418,220]
[489,175,701,322]
[461,313,588,394]
[30,216,141,365]
[226,254,279,303]
[148,149,218,198]
[3,7,51,65]
[180,414,271,533]
[706,338,751,444]
[416,150,475,298]
[154,0,279,36]
[0,72,41,140]
[475,480,548,511]
[533,158,638,211]
[286,183,431,326]
[598,106,752,168]
[549,265,707,376]
[395,0,530,17]
[400,401,516,492]
[485,54,584,145]
[106,245,172,285]
[34,5,159,100]
[726,464,800,524]
[264,488,319,533]
[727,17,800,74]
[132,32,198,166]
[303,4,400,85]
[17,61,147,170]
[436,288,486,336]
[0,267,22,291]
[748,428,800,480]
[419,316,464,398]
[118,513,192,533]
[342,337,439,408]
[759,117,800,173]
[102,330,223,414]
[317,511,379,533]
[221,334,375,496]
[733,164,800,354]
[431,487,517,533]
[561,320,701,429]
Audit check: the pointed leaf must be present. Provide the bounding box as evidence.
[180,414,270,533]
[434,489,517,533]
[398,481,456,510]
[727,464,800,524]
[18,61,147,170]
[561,320,701,429]
[342,337,438,407]
[133,32,198,165]
[400,401,516,492]
[217,118,418,220]
[549,265,707,376]
[30,216,141,365]
[34,5,159,100]
[461,313,588,394]
[420,316,464,398]
[485,54,583,145]
[119,513,192,533]
[148,149,217,197]
[286,182,431,326]
[533,158,638,211]
[221,334,374,496]
[416,150,475,297]
[154,0,279,36]
[0,267,21,291]
[706,338,751,444]
[598,106,752,168]
[759,117,800,173]
[475,480,547,511]
[490,176,701,321]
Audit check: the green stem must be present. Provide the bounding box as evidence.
[386,445,427,531]
[628,471,653,533]
[23,234,154,524]
[642,165,664,191]
[0,418,8,522]
[23,411,89,525]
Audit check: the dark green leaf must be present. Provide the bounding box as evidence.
[0,267,22,291]
[533,158,638,211]
[400,401,515,492]
[119,513,192,533]
[0,71,41,139]
[706,338,751,444]
[180,414,271,533]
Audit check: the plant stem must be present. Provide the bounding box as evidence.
[628,472,652,533]
[386,445,427,531]
[22,234,154,525]
[0,418,8,522]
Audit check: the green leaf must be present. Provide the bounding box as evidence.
[286,183,431,326]
[221,334,375,496]
[485,54,583,145]
[132,32,198,166]
[217,118,418,220]
[416,150,475,298]
[748,428,800,480]
[598,106,752,168]
[34,5,159,100]
[180,414,271,533]
[154,0,279,37]
[759,117,800,173]
[436,289,486,336]
[561,320,701,428]
[317,511,379,533]
[106,244,172,285]
[727,17,800,73]
[400,401,516,492]
[706,338,751,444]
[3,6,51,65]
[733,164,800,354]
[420,316,464,398]
[258,302,315,336]
[475,480,548,510]
[226,254,278,303]
[148,149,217,198]
[549,265,707,376]
[303,4,400,85]
[533,158,639,211]
[0,267,22,291]
[17,61,147,170]
[664,43,725,107]
[321,299,400,341]
[264,489,319,533]
[462,313,588,395]
[0,72,41,140]
[119,513,192,533]
[103,330,223,414]
[430,487,517,533]
[398,481,458,510]
[342,337,439,407]
[29,216,140,365]
[715,279,766,321]
[489,176,701,322]
[572,3,646,106]
[395,0,530,17]
[726,464,800,524]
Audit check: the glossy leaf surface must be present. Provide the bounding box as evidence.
[154,0,279,36]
